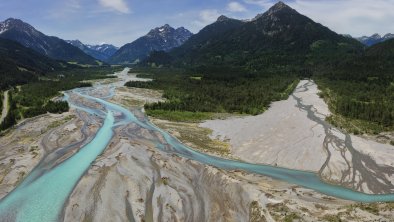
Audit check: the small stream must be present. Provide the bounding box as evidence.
[0,69,393,221]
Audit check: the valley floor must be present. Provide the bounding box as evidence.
[1,70,394,221]
[200,80,394,194]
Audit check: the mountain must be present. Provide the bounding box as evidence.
[66,40,118,61]
[0,38,69,89]
[109,24,193,64]
[87,44,118,60]
[165,1,362,70]
[365,38,394,59]
[170,16,244,63]
[356,33,394,46]
[0,18,98,65]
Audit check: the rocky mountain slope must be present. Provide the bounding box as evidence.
[357,33,394,46]
[109,24,192,64]
[0,18,98,65]
[0,38,69,89]
[66,40,118,62]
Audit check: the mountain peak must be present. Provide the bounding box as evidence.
[264,1,296,15]
[0,18,97,64]
[159,24,172,31]
[383,33,394,39]
[148,24,175,36]
[0,18,33,33]
[2,18,33,27]
[252,1,298,22]
[0,18,38,35]
[68,39,83,44]
[249,1,302,28]
[357,33,394,46]
[371,33,382,39]
[217,15,230,22]
[267,1,294,13]
[176,26,187,31]
[273,1,288,8]
[176,27,193,35]
[109,25,192,64]
[4,18,24,24]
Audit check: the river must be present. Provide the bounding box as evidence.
[0,68,393,221]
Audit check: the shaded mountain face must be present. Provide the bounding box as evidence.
[166,1,362,69]
[66,40,118,62]
[108,24,193,64]
[365,38,394,58]
[322,37,394,83]
[0,18,98,65]
[0,38,68,89]
[170,16,244,62]
[87,44,118,58]
[357,33,394,46]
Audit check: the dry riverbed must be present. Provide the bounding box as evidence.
[0,112,92,199]
[200,80,394,195]
[63,123,394,222]
[1,70,394,221]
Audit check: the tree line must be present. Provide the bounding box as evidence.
[314,41,394,128]
[0,66,123,131]
[126,67,299,115]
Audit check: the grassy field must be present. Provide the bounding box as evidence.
[152,119,230,156]
[146,110,215,122]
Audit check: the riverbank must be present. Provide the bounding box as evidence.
[1,69,394,221]
[63,80,394,221]
[200,80,394,194]
[0,91,8,124]
[0,112,85,199]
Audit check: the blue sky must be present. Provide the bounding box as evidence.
[1,0,393,46]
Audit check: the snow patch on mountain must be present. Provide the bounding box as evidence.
[356,33,394,46]
[109,24,192,64]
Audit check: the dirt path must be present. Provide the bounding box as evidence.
[0,91,9,124]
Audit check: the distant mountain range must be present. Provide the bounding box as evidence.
[356,33,394,46]
[0,2,393,71]
[109,24,193,64]
[66,40,118,62]
[0,18,98,65]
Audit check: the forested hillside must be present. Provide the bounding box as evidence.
[126,68,298,117]
[137,2,393,132]
[0,38,69,90]
[131,2,364,122]
[316,39,394,132]
[159,2,362,73]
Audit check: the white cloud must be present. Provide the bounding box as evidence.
[67,0,81,10]
[98,0,130,14]
[227,2,247,12]
[200,9,220,23]
[288,0,394,36]
[243,0,274,8]
[242,0,394,37]
[193,9,221,27]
